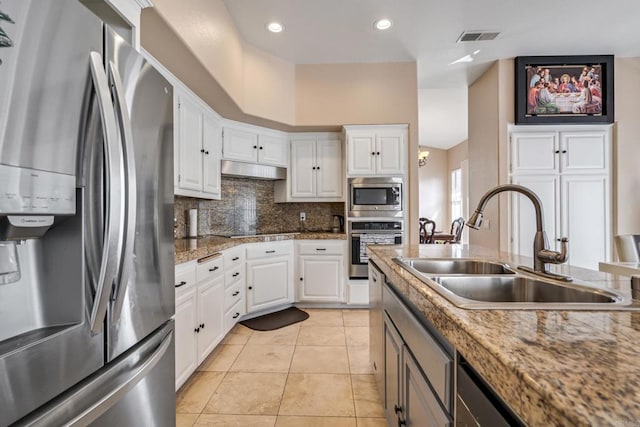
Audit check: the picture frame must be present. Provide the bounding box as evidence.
[515,55,614,125]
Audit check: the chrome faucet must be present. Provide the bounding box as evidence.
[467,184,572,282]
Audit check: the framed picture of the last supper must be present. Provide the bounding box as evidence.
[515,55,614,124]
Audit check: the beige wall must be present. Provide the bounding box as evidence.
[418,148,448,229]
[613,58,640,236]
[447,140,468,175]
[468,62,501,250]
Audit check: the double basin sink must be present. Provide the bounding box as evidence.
[394,258,634,310]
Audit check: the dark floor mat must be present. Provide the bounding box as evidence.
[240,307,309,331]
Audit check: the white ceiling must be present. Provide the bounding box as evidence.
[220,0,640,148]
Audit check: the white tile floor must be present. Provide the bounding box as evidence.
[175,309,386,427]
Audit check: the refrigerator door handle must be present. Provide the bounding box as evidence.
[88,51,125,334]
[108,61,137,323]
[67,330,173,426]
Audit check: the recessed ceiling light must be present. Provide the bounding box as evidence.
[374,18,393,31]
[266,22,284,33]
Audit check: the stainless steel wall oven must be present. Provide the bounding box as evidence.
[349,220,402,278]
[348,177,403,217]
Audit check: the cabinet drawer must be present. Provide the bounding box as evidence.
[225,265,243,288]
[224,246,245,270]
[225,300,245,331]
[175,262,196,293]
[196,253,224,282]
[246,241,292,259]
[298,240,344,255]
[224,281,243,311]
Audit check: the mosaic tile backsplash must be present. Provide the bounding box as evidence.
[174,177,345,238]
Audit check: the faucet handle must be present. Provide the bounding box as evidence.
[538,237,569,264]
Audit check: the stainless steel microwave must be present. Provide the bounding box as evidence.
[348,177,403,217]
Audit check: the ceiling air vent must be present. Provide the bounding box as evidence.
[457,31,500,42]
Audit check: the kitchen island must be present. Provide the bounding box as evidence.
[368,243,640,426]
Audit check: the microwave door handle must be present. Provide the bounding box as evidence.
[108,61,137,323]
[88,51,124,334]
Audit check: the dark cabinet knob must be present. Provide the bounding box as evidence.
[312,166,316,170]
[233,272,240,277]
[555,150,560,154]
[194,327,200,333]
[248,286,253,290]
[371,152,376,155]
[232,291,240,296]
[300,277,303,281]
[200,149,205,153]
[204,150,209,155]
[259,146,263,150]
[562,150,567,153]
[316,166,320,170]
[376,151,380,155]
[232,313,240,319]
[253,145,257,149]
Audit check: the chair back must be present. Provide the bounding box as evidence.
[450,217,465,243]
[419,217,436,244]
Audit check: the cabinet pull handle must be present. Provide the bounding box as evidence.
[232,291,240,296]
[265,250,276,254]
[316,248,326,251]
[175,281,187,288]
[232,256,240,261]
[232,272,240,277]
[232,313,240,319]
[209,266,219,272]
[555,150,560,154]
[562,149,567,153]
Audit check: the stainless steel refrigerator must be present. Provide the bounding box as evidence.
[0,0,175,425]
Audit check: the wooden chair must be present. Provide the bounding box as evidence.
[449,217,465,243]
[419,217,436,244]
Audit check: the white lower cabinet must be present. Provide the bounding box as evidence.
[246,241,293,314]
[297,240,345,303]
[174,257,225,390]
[223,246,246,333]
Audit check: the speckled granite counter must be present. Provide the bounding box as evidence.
[175,232,347,264]
[368,243,640,427]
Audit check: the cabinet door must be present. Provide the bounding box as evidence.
[259,133,288,166]
[316,139,343,198]
[246,257,291,312]
[511,175,560,257]
[560,131,609,174]
[175,287,197,390]
[177,94,204,192]
[376,131,404,175]
[202,113,221,197]
[347,134,376,175]
[196,276,225,364]
[291,139,316,198]
[383,313,403,425]
[510,131,558,174]
[223,127,258,163]
[299,255,343,302]
[402,349,451,427]
[561,174,610,269]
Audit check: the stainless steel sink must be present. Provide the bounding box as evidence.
[400,258,515,275]
[393,257,634,310]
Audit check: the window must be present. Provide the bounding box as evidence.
[451,168,462,222]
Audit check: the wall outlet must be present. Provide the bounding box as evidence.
[300,212,306,221]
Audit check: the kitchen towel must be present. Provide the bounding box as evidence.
[188,209,198,238]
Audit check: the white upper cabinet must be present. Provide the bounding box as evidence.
[174,90,221,200]
[509,125,612,270]
[222,121,287,167]
[345,125,406,176]
[274,133,344,202]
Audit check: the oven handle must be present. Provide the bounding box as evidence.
[351,232,403,238]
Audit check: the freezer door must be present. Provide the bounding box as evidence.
[104,28,175,361]
[15,321,176,426]
[0,0,102,176]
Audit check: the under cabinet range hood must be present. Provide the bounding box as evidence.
[221,160,286,180]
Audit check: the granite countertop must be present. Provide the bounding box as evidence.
[368,243,640,427]
[175,232,347,264]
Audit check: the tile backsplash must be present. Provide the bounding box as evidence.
[174,177,344,238]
